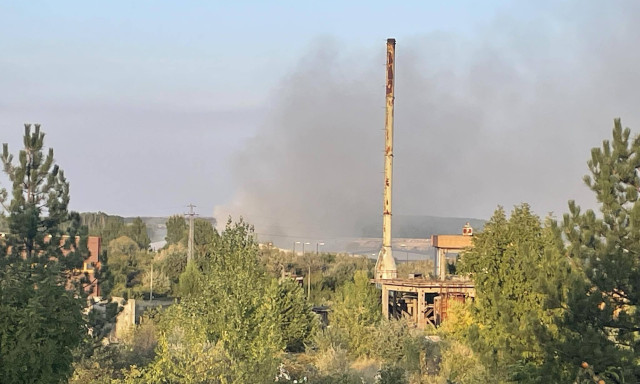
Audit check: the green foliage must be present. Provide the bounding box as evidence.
[261,247,294,279]
[375,319,425,374]
[109,235,139,256]
[376,364,407,384]
[331,269,381,357]
[107,235,153,297]
[310,373,363,384]
[95,248,114,297]
[433,341,492,384]
[0,214,8,231]
[0,125,87,383]
[177,260,201,297]
[164,214,187,245]
[128,216,151,250]
[71,316,159,384]
[142,266,171,297]
[134,218,283,383]
[459,204,572,381]
[313,344,351,376]
[270,278,317,352]
[81,212,127,244]
[436,300,474,342]
[562,118,640,381]
[69,345,124,384]
[193,218,216,258]
[1,124,87,269]
[0,261,85,383]
[159,244,187,291]
[165,216,216,260]
[315,254,374,304]
[260,247,374,306]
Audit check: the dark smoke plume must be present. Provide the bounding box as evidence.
[215,1,640,241]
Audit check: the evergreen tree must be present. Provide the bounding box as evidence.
[0,124,87,383]
[193,218,215,258]
[563,118,640,381]
[270,278,317,352]
[459,204,573,382]
[0,214,8,231]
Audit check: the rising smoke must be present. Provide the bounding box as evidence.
[215,1,640,241]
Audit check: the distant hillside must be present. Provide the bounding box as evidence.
[78,211,483,246]
[358,214,486,238]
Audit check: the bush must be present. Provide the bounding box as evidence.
[376,365,407,384]
[314,345,350,376]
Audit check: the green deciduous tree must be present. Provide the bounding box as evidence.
[142,267,170,297]
[459,204,573,382]
[0,124,87,383]
[107,235,152,297]
[158,243,187,293]
[134,218,284,383]
[562,118,640,382]
[164,214,187,245]
[127,217,150,250]
[330,269,381,357]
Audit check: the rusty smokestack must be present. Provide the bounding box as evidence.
[375,38,398,280]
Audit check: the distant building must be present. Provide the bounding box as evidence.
[80,236,102,297]
[0,233,102,297]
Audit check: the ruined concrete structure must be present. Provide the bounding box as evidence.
[381,278,475,328]
[377,226,476,328]
[432,229,473,281]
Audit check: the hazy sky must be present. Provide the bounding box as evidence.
[2,1,640,238]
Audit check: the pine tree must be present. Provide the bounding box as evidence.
[0,124,87,383]
[459,204,573,382]
[563,118,640,381]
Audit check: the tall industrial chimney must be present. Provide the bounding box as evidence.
[375,38,398,280]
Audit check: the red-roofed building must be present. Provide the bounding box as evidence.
[1,233,103,297]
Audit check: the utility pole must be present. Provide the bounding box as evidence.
[185,204,197,263]
[311,242,324,300]
[150,263,153,301]
[302,242,310,299]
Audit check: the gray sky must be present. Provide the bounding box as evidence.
[2,1,640,239]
